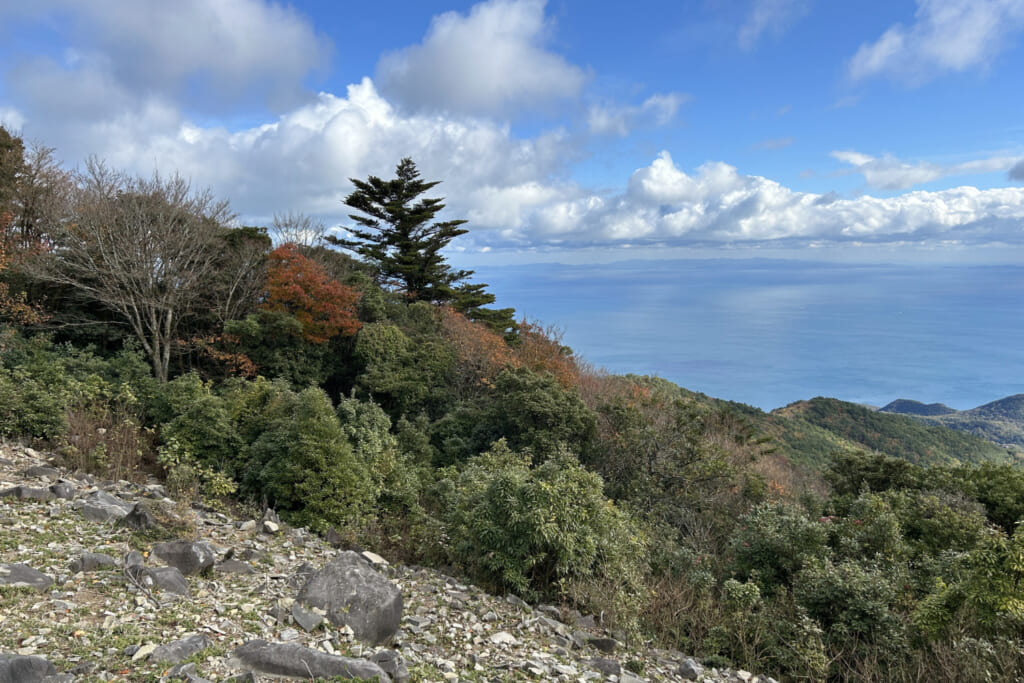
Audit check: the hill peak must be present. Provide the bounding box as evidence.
[880,399,958,417]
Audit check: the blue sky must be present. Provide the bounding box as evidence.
[1,0,1023,264]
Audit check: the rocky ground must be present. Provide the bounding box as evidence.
[0,442,779,683]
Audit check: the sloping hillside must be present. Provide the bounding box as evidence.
[773,397,1014,467]
[881,394,1024,449]
[632,382,1013,470]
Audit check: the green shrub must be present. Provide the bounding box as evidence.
[0,368,67,438]
[246,386,375,532]
[154,375,242,475]
[795,558,903,642]
[446,440,646,622]
[730,501,830,591]
[829,492,906,563]
[157,435,237,502]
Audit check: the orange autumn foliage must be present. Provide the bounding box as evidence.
[440,306,520,394]
[514,320,581,389]
[261,243,361,344]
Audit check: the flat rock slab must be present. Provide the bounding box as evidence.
[150,633,211,664]
[291,602,324,632]
[0,564,53,592]
[297,551,402,646]
[22,466,60,479]
[153,540,216,576]
[0,486,55,502]
[0,653,56,683]
[215,559,255,575]
[230,640,390,681]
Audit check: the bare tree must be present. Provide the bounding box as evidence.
[269,210,326,248]
[34,160,234,382]
[14,141,74,248]
[211,226,270,326]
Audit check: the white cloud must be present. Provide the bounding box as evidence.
[489,151,1024,249]
[376,0,586,116]
[738,0,812,50]
[0,107,26,131]
[587,93,688,136]
[47,78,576,231]
[832,149,1020,189]
[849,0,1024,83]
[0,0,330,111]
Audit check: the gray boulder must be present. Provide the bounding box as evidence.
[69,552,117,574]
[120,501,161,530]
[48,482,75,500]
[153,540,216,576]
[0,653,56,683]
[127,564,190,597]
[679,657,704,680]
[0,564,53,592]
[150,634,211,664]
[297,551,402,646]
[78,490,133,522]
[230,640,390,681]
[587,636,618,654]
[589,657,621,676]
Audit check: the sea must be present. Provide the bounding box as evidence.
[476,259,1024,412]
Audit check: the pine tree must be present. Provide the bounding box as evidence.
[327,158,471,304]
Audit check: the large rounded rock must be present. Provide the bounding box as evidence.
[152,540,216,576]
[297,551,402,646]
[0,653,56,683]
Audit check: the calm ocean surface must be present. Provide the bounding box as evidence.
[478,259,1024,411]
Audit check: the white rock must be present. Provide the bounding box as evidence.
[489,631,518,645]
[132,643,157,661]
[361,550,388,566]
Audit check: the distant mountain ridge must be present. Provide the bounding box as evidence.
[661,384,1016,470]
[880,394,1024,449]
[880,399,957,416]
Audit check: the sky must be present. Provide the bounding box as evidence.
[1,0,1024,265]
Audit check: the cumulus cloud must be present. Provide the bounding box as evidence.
[1010,160,1024,181]
[738,0,813,50]
[47,78,576,231]
[0,0,329,111]
[499,151,1024,248]
[587,93,689,136]
[849,0,1024,83]
[832,149,1020,189]
[376,0,585,116]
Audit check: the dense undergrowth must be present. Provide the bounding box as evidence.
[2,129,1023,681]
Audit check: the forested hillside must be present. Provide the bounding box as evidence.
[2,125,1023,682]
[882,395,1024,449]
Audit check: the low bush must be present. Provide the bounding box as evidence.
[445,440,646,625]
